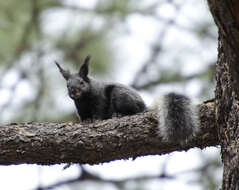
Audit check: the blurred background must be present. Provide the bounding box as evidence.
[0,0,221,189]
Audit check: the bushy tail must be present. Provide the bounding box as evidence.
[155,93,200,146]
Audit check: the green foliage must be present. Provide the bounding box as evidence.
[56,27,113,74]
[97,0,139,16]
[0,0,62,65]
[0,0,31,63]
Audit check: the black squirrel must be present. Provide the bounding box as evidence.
[55,55,200,145]
[55,55,146,121]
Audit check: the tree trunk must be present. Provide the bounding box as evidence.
[0,104,216,165]
[207,0,239,189]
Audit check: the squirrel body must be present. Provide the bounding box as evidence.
[153,92,200,145]
[55,55,146,121]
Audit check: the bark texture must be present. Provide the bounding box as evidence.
[207,0,239,189]
[0,103,216,165]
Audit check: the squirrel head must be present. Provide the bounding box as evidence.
[55,55,91,100]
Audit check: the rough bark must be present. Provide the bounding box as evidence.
[0,103,216,165]
[207,0,239,189]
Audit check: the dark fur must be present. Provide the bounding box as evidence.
[55,55,146,121]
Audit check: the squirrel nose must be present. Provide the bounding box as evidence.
[70,88,75,93]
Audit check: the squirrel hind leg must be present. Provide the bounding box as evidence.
[109,86,146,116]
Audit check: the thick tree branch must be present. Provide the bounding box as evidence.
[0,102,216,166]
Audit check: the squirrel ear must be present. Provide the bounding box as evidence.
[55,61,71,80]
[79,55,91,81]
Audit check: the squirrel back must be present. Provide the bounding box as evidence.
[153,93,200,146]
[55,55,146,121]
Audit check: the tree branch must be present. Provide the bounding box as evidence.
[0,102,217,166]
